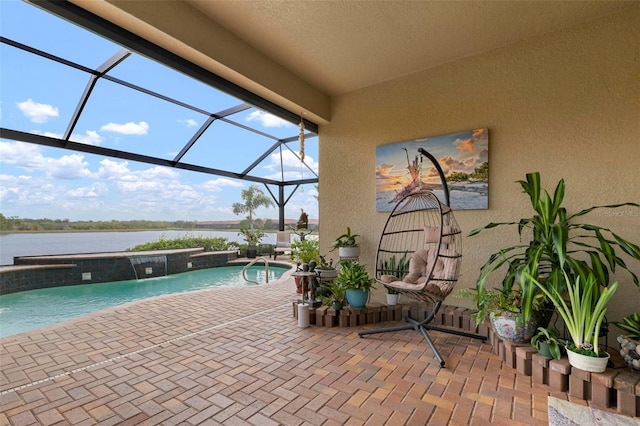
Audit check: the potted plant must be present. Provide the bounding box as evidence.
[289,239,319,293]
[526,268,618,373]
[457,286,548,343]
[386,287,399,306]
[378,254,409,306]
[467,172,639,342]
[316,256,337,282]
[320,281,347,311]
[330,227,360,259]
[238,227,265,259]
[335,259,374,309]
[290,239,319,268]
[531,326,563,360]
[613,312,640,371]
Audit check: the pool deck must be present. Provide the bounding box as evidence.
[1,266,568,425]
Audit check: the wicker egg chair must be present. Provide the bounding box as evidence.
[358,151,486,367]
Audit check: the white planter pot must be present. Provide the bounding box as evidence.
[386,293,399,306]
[566,347,610,373]
[338,246,360,259]
[317,268,337,281]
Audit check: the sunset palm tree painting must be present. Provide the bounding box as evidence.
[375,128,488,211]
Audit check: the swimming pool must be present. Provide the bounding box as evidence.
[0,265,289,338]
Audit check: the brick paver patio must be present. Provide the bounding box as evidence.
[1,267,574,425]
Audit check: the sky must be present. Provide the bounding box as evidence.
[0,0,319,222]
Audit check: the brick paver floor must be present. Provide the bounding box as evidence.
[1,267,569,425]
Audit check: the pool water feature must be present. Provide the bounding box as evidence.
[0,265,289,338]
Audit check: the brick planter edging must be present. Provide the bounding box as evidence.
[292,301,640,417]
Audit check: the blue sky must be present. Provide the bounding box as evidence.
[0,0,319,222]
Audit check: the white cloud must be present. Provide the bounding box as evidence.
[246,111,292,128]
[41,131,63,138]
[66,183,107,198]
[0,173,64,207]
[0,142,91,179]
[49,154,93,179]
[179,118,198,127]
[96,159,131,179]
[0,141,47,170]
[69,130,103,146]
[262,150,318,180]
[100,121,149,135]
[17,99,59,123]
[139,166,180,181]
[201,178,244,192]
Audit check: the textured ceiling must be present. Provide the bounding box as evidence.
[185,0,634,96]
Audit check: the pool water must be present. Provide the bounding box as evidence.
[0,265,288,338]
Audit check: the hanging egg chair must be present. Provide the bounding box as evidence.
[358,149,486,367]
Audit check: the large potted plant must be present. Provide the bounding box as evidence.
[335,259,374,309]
[330,227,360,259]
[467,172,639,342]
[613,312,640,371]
[458,286,547,343]
[238,227,265,259]
[526,268,618,373]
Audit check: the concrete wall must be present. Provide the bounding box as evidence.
[318,6,640,322]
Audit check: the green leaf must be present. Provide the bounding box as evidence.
[551,179,565,217]
[551,223,568,267]
[596,229,617,271]
[524,172,541,210]
[568,202,640,221]
[467,221,518,236]
[613,233,640,260]
[587,251,608,286]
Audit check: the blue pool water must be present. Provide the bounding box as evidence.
[0,265,289,338]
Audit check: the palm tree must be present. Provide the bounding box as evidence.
[232,185,274,230]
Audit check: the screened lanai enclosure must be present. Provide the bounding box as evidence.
[0,0,318,228]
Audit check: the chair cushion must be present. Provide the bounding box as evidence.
[404,249,430,283]
[404,249,445,284]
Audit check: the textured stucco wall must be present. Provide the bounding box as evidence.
[318,6,640,323]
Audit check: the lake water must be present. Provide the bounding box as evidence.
[0,230,278,266]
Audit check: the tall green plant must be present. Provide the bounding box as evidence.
[470,172,639,323]
[524,268,618,356]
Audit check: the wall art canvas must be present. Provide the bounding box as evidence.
[376,128,488,211]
